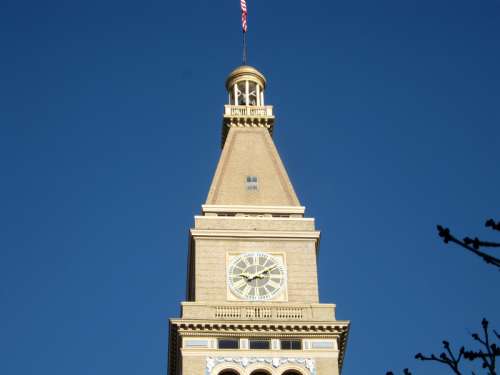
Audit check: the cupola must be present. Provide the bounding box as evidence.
[225,65,266,106]
[221,65,275,148]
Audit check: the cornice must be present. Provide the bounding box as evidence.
[202,205,306,215]
[190,229,320,240]
[195,216,313,222]
[170,319,349,333]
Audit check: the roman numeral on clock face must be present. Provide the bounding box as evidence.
[267,279,281,289]
[233,278,247,289]
[241,284,252,296]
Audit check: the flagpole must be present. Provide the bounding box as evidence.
[241,0,248,65]
[242,31,247,65]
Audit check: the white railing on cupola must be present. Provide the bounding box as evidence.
[224,105,273,118]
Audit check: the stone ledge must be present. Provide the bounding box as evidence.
[181,302,336,321]
[202,205,306,216]
[190,229,321,240]
[194,216,315,231]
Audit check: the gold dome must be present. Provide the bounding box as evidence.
[225,65,267,91]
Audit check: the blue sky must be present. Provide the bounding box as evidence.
[1,1,499,374]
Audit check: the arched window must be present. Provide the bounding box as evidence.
[248,82,257,105]
[281,371,303,375]
[218,370,240,375]
[250,370,272,375]
[237,82,246,105]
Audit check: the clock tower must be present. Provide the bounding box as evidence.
[168,65,350,375]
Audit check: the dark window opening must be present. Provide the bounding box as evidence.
[281,339,302,350]
[249,339,270,349]
[218,339,239,349]
[250,372,271,375]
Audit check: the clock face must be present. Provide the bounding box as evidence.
[228,252,286,301]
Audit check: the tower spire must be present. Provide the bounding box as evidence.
[167,40,350,375]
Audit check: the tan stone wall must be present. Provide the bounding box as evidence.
[193,237,319,303]
[315,357,340,375]
[179,351,205,375]
[194,216,315,232]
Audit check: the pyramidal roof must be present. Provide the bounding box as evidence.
[205,127,300,207]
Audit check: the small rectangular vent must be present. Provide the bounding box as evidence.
[246,176,258,191]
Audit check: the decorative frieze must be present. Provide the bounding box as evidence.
[174,320,348,334]
[206,356,316,375]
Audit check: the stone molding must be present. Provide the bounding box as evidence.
[206,356,316,375]
[171,320,349,334]
[190,229,320,240]
[201,205,306,215]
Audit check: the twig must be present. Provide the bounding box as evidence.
[415,340,464,375]
[436,225,500,268]
[486,219,500,232]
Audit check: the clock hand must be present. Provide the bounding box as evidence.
[241,272,262,281]
[240,264,277,282]
[251,264,277,279]
[261,264,278,275]
[239,272,253,279]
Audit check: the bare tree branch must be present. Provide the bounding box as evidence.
[463,237,500,249]
[386,221,499,374]
[485,219,500,232]
[436,223,500,269]
[386,369,412,375]
[415,340,464,375]
[386,320,499,375]
[463,319,499,375]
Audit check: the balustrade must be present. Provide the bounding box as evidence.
[214,305,305,320]
[182,302,335,321]
[224,105,273,118]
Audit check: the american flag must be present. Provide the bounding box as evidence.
[241,0,248,32]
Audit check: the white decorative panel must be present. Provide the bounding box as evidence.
[206,356,316,375]
[240,338,249,349]
[271,339,280,350]
[310,341,335,349]
[184,339,210,348]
